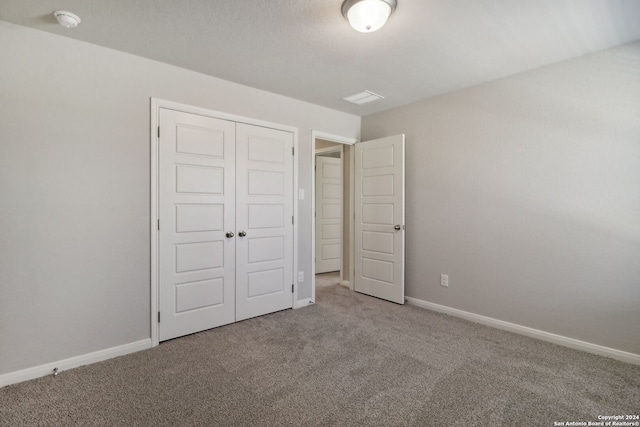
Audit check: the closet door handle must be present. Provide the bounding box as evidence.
[226,232,235,238]
[238,231,247,237]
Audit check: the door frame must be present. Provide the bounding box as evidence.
[311,131,357,303]
[151,98,299,347]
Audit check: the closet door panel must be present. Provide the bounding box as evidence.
[236,124,294,321]
[158,109,236,341]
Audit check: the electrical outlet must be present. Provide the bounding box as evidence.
[298,271,304,283]
[440,274,449,287]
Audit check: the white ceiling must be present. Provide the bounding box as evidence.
[2,0,640,116]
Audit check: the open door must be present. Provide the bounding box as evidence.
[354,134,405,304]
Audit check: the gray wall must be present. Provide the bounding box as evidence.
[0,21,360,375]
[362,42,640,355]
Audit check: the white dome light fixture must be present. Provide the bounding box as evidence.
[341,0,397,33]
[53,11,81,28]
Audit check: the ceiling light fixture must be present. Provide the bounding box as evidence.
[53,11,81,28]
[341,0,397,33]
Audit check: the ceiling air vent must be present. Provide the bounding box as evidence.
[342,90,384,105]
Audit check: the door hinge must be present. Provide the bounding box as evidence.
[292,147,295,156]
[157,127,160,138]
[291,284,294,293]
[292,216,294,225]
[157,219,160,230]
[157,312,160,323]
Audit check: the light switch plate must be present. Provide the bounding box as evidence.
[440,274,449,287]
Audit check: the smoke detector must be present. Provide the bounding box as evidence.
[53,11,81,28]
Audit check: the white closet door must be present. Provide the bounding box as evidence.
[235,123,294,321]
[315,156,342,273]
[354,134,405,304]
[158,108,236,341]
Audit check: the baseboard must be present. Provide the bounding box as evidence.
[0,339,152,388]
[294,298,314,309]
[341,280,351,289]
[405,297,640,366]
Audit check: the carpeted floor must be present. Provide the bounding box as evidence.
[1,284,639,426]
[316,271,341,288]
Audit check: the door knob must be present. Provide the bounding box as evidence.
[238,230,247,237]
[394,225,402,231]
[226,232,234,238]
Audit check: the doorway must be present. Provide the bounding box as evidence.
[312,131,406,306]
[312,132,356,299]
[315,145,342,290]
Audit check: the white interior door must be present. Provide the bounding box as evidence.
[235,123,294,321]
[315,156,342,274]
[354,134,405,304]
[158,108,236,341]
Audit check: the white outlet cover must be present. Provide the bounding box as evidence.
[298,189,305,200]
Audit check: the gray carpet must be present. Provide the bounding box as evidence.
[316,271,341,288]
[1,284,639,426]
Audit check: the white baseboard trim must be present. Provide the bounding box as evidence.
[405,297,640,366]
[0,338,152,388]
[294,298,314,309]
[341,280,351,289]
